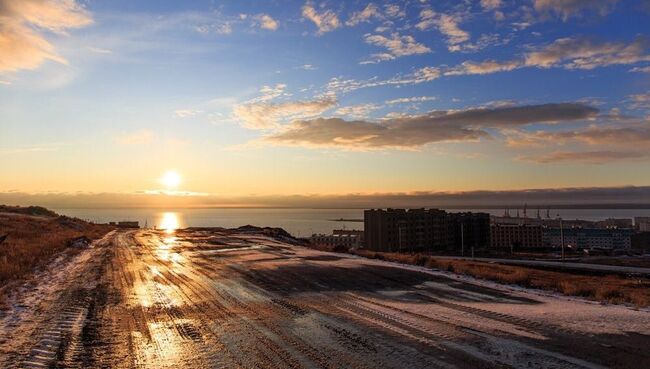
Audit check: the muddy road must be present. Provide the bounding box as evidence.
[1,229,649,369]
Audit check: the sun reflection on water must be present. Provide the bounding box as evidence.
[159,212,183,234]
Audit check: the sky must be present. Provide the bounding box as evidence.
[1,0,650,207]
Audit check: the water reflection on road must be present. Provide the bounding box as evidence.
[8,228,647,368]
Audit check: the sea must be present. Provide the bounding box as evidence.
[53,208,650,238]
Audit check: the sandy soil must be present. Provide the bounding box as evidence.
[1,228,649,369]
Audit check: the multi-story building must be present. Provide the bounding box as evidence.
[635,217,650,232]
[632,232,650,251]
[491,216,634,229]
[364,209,489,253]
[452,212,491,252]
[310,233,362,248]
[594,218,634,229]
[542,228,633,250]
[333,229,364,244]
[490,224,543,250]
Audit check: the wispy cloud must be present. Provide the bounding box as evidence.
[416,10,470,52]
[627,91,650,110]
[524,150,644,164]
[253,13,279,31]
[480,0,503,11]
[334,103,381,119]
[525,36,650,69]
[297,64,317,70]
[0,0,93,73]
[87,47,112,54]
[445,59,521,75]
[630,66,650,73]
[302,2,340,34]
[195,22,232,35]
[326,66,440,94]
[445,36,650,76]
[0,145,59,155]
[346,3,383,26]
[228,83,331,129]
[174,109,203,118]
[361,32,431,64]
[534,0,619,20]
[385,96,437,105]
[384,4,405,19]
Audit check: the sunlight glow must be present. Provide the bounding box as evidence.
[159,212,181,234]
[160,170,181,188]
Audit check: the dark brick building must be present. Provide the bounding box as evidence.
[490,224,544,251]
[363,209,489,253]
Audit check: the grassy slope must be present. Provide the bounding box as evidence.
[311,245,650,308]
[0,207,114,287]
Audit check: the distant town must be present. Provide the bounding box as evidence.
[311,208,650,257]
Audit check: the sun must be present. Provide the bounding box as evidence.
[160,170,181,188]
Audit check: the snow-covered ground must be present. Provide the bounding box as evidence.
[1,229,648,369]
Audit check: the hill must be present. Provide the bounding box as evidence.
[0,205,113,289]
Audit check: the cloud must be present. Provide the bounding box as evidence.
[195,22,232,35]
[0,0,93,73]
[630,66,650,73]
[416,10,470,52]
[0,145,59,155]
[384,4,405,18]
[115,129,154,145]
[334,103,381,119]
[252,83,289,103]
[302,3,340,34]
[263,103,598,150]
[346,3,382,26]
[506,116,650,164]
[326,66,440,94]
[506,122,650,148]
[233,97,337,130]
[361,33,430,63]
[445,59,521,75]
[525,150,644,164]
[481,0,503,10]
[385,96,437,105]
[87,47,111,54]
[175,109,202,118]
[264,117,487,150]
[573,125,650,145]
[253,13,278,31]
[627,92,650,110]
[525,36,650,69]
[534,0,619,20]
[4,186,649,209]
[447,36,650,76]
[298,64,316,70]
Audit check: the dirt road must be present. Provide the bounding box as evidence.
[1,229,649,368]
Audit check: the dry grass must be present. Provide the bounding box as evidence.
[0,210,113,287]
[320,247,650,308]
